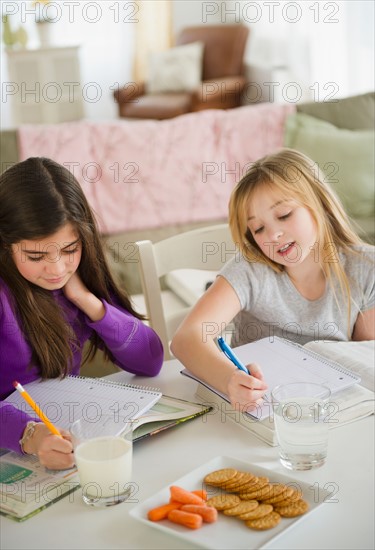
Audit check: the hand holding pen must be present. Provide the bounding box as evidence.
[217,337,250,374]
[217,338,268,410]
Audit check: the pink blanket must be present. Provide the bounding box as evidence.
[18,103,295,234]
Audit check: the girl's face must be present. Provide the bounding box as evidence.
[247,186,318,270]
[11,223,82,290]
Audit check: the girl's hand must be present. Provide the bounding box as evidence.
[63,272,105,321]
[63,271,89,305]
[22,424,75,471]
[227,364,268,412]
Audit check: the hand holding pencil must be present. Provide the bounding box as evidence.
[13,381,62,436]
[14,381,75,470]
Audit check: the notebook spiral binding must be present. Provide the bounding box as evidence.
[279,337,359,379]
[68,374,161,393]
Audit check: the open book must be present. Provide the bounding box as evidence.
[303,339,374,391]
[0,451,80,522]
[181,338,375,446]
[132,394,212,441]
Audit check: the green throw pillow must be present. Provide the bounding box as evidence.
[284,113,375,218]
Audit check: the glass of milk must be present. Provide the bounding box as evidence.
[271,383,331,471]
[70,415,133,506]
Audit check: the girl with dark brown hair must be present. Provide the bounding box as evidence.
[0,157,163,469]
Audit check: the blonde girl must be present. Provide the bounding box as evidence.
[171,149,374,411]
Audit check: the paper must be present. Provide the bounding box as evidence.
[4,376,162,428]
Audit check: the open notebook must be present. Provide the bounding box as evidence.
[181,337,374,445]
[182,337,362,421]
[4,375,162,428]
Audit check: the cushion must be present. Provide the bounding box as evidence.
[146,41,204,94]
[284,113,375,218]
[297,92,375,131]
[0,130,19,173]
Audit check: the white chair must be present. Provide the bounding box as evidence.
[135,224,236,359]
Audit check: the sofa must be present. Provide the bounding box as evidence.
[1,92,374,374]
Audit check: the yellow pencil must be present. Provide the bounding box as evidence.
[13,381,62,437]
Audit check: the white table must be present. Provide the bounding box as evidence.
[2,359,374,550]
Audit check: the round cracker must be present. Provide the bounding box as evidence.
[206,494,241,511]
[238,476,269,495]
[275,499,309,517]
[204,468,238,486]
[262,487,294,505]
[240,483,273,501]
[223,500,259,516]
[246,511,281,530]
[225,472,255,491]
[238,503,274,520]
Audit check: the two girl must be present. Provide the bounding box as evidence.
[2,149,374,468]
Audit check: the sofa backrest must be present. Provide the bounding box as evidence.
[297,91,375,130]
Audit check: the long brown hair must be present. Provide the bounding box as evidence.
[0,157,144,378]
[229,148,366,331]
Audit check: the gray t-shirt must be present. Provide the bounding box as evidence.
[219,246,375,346]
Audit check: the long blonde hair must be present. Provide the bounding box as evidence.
[229,148,365,330]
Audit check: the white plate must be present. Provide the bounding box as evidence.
[129,455,333,550]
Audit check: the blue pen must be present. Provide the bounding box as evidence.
[217,337,250,375]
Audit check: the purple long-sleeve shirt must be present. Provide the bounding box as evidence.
[0,280,164,453]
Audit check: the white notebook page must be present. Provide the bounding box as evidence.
[234,337,360,399]
[5,376,162,429]
[182,337,361,421]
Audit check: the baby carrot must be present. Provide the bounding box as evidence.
[169,491,207,506]
[168,509,203,530]
[147,502,182,521]
[181,504,218,523]
[192,489,208,501]
[170,485,205,505]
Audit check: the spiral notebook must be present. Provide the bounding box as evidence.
[4,375,162,429]
[181,337,362,422]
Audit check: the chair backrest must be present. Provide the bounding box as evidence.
[176,25,249,80]
[136,224,236,359]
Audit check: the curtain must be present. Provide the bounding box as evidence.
[242,0,373,100]
[133,1,173,82]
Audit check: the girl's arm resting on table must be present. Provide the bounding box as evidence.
[352,307,375,341]
[86,300,164,376]
[0,403,74,470]
[170,276,268,410]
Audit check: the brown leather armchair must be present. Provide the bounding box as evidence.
[114,25,249,120]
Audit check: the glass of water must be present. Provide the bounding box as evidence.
[271,383,331,471]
